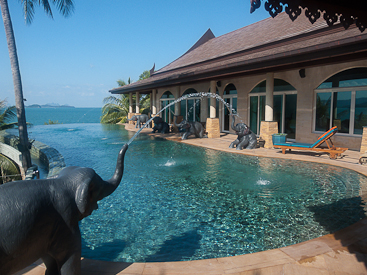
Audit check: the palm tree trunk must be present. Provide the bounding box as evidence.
[1,0,32,172]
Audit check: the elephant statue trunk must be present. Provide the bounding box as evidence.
[173,115,187,130]
[173,115,179,127]
[230,115,240,133]
[101,143,128,199]
[231,115,249,135]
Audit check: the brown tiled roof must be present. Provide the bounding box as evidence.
[156,13,325,74]
[110,12,367,94]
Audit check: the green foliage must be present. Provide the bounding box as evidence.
[102,71,151,124]
[101,94,129,124]
[139,94,151,115]
[139,70,150,80]
[0,99,17,130]
[44,120,61,125]
[117,77,132,87]
[0,154,21,184]
[20,0,75,25]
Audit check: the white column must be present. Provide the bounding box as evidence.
[210,80,216,118]
[265,73,274,122]
[129,93,133,113]
[136,92,140,113]
[152,89,157,115]
[174,86,181,116]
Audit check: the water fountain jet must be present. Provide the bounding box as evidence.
[127,92,241,145]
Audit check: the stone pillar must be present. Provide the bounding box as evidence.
[128,93,134,125]
[361,126,367,153]
[210,80,216,118]
[265,73,274,122]
[260,73,278,148]
[152,89,157,115]
[135,92,140,113]
[206,80,220,138]
[201,94,208,122]
[260,121,278,149]
[129,93,133,113]
[170,101,181,133]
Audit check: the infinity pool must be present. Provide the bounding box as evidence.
[23,123,367,262]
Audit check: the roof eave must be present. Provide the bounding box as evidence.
[110,33,367,94]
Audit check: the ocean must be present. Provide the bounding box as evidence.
[24,107,102,125]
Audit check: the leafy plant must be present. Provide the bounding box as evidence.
[0,154,21,184]
[44,120,61,125]
[101,94,130,124]
[0,99,17,130]
[101,70,151,124]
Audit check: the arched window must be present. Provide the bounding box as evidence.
[249,79,297,139]
[315,68,367,135]
[181,88,200,121]
[223,84,237,132]
[160,91,175,124]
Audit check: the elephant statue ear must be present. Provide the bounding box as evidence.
[75,173,99,218]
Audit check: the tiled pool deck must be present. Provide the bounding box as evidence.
[17,124,367,275]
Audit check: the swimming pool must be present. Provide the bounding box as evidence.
[23,123,367,262]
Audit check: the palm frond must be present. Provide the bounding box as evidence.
[101,94,129,124]
[0,122,18,130]
[0,100,17,127]
[21,0,35,24]
[40,0,53,17]
[55,0,74,17]
[21,0,74,24]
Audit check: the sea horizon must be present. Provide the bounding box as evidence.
[24,107,102,126]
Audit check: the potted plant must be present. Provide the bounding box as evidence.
[272,133,287,144]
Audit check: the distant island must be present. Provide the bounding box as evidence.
[26,103,75,108]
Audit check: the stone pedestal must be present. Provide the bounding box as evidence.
[361,126,367,153]
[260,121,278,149]
[206,118,220,138]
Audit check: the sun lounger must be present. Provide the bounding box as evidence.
[273,126,348,159]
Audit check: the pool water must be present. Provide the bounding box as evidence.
[22,124,367,262]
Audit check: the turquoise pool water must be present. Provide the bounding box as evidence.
[19,123,367,262]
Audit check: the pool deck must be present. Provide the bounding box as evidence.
[17,124,367,275]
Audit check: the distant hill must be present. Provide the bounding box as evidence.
[26,104,75,108]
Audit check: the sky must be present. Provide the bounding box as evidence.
[0,0,270,108]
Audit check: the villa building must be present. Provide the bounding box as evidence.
[109,12,367,151]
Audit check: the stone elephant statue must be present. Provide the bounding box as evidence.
[0,144,129,275]
[229,115,257,150]
[152,116,170,133]
[174,116,205,140]
[127,114,150,128]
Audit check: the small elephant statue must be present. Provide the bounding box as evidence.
[0,144,129,275]
[152,116,170,133]
[174,116,204,140]
[127,114,150,128]
[229,115,257,150]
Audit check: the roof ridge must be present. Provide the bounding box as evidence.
[154,28,215,76]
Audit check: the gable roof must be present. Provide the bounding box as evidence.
[110,12,367,94]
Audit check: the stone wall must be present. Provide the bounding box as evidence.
[0,131,65,178]
[361,127,367,154]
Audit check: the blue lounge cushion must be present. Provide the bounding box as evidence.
[274,128,338,148]
[273,142,313,148]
